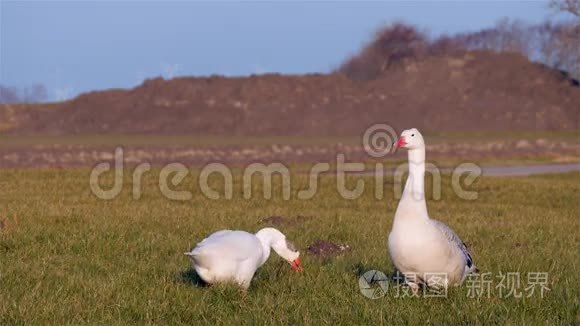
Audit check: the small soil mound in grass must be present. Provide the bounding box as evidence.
[261,215,286,226]
[261,215,312,226]
[307,240,351,257]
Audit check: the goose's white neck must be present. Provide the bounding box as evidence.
[255,228,285,266]
[395,147,429,221]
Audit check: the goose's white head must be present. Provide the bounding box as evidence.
[395,128,425,150]
[257,227,303,272]
[272,238,303,272]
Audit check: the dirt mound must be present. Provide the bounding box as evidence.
[261,215,312,227]
[307,240,351,257]
[3,50,579,135]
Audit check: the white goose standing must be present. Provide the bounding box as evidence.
[185,227,303,289]
[388,128,477,291]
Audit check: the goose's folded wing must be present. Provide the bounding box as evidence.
[431,220,475,269]
[189,230,260,262]
[196,230,233,246]
[188,230,233,256]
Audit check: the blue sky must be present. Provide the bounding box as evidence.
[0,1,561,100]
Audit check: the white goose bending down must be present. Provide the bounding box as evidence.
[184,227,303,289]
[388,128,477,290]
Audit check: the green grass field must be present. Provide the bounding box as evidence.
[0,169,578,324]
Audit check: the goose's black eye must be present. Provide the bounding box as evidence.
[411,134,415,137]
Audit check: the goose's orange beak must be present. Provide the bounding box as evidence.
[395,137,407,148]
[291,258,303,272]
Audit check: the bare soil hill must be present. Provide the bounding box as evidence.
[1,50,578,136]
